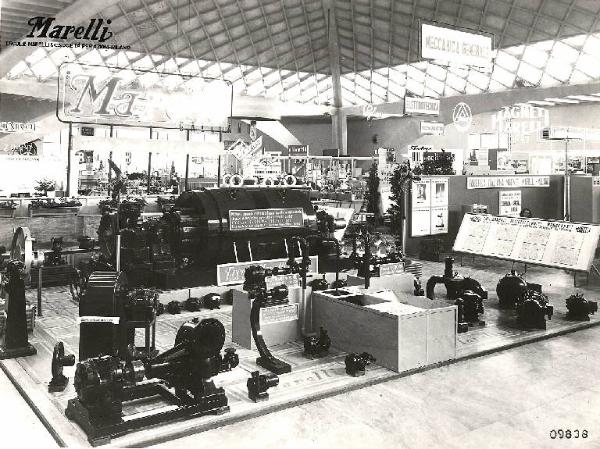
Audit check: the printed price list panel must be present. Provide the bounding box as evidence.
[453,214,600,272]
[229,208,304,231]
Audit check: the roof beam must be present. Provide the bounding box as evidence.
[0,0,121,78]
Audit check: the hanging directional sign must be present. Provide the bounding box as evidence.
[404,96,440,116]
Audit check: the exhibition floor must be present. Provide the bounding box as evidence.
[1,256,599,447]
[2,322,598,449]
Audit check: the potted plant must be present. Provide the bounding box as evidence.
[0,200,17,218]
[35,178,57,197]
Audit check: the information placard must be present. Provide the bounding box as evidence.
[453,214,600,272]
[499,190,522,217]
[229,208,304,231]
[378,262,405,277]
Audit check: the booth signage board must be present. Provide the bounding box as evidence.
[57,63,233,130]
[420,121,444,135]
[229,207,304,231]
[453,214,600,272]
[411,177,449,236]
[404,96,440,116]
[217,256,318,286]
[288,145,309,157]
[378,262,405,277]
[260,303,299,325]
[0,121,36,133]
[499,190,522,217]
[421,23,493,67]
[467,176,550,189]
[265,273,301,290]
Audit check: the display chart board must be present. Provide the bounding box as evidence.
[498,190,522,217]
[411,177,449,236]
[453,214,600,272]
[229,208,304,231]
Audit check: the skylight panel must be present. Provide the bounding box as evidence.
[575,54,600,78]
[551,41,580,63]
[495,51,520,72]
[491,65,516,87]
[25,48,48,65]
[31,57,57,79]
[522,46,549,68]
[545,56,573,81]
[406,77,424,96]
[517,62,542,85]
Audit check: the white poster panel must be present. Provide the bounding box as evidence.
[431,178,449,206]
[421,23,493,68]
[411,178,431,208]
[412,208,432,237]
[430,206,449,235]
[499,190,522,217]
[453,214,600,272]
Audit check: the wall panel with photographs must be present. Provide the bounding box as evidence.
[411,176,449,236]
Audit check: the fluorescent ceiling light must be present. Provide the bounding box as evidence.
[544,97,579,104]
[527,100,556,106]
[566,95,600,101]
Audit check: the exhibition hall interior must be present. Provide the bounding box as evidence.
[2,0,600,447]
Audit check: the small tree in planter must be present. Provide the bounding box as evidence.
[365,163,381,225]
[35,178,56,197]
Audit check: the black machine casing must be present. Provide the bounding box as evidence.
[79,271,127,360]
[163,188,317,266]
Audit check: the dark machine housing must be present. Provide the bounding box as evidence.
[162,188,317,266]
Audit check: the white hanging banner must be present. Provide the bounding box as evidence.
[421,23,493,68]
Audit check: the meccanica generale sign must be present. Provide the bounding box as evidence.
[421,23,493,67]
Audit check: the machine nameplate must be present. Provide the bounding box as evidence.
[260,303,299,325]
[78,316,120,324]
[229,208,304,231]
[378,262,405,277]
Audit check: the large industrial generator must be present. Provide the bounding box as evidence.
[97,187,322,287]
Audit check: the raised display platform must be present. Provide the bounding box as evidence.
[2,258,599,447]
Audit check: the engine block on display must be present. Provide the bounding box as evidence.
[66,317,239,446]
[516,289,553,330]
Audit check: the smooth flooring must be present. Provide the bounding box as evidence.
[1,323,599,449]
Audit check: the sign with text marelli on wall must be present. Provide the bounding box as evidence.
[421,23,493,68]
[57,62,233,130]
[453,214,600,272]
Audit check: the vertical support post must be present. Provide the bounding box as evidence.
[116,234,122,272]
[66,123,73,196]
[147,152,152,195]
[107,150,113,197]
[185,154,190,191]
[217,155,222,186]
[564,139,570,221]
[37,267,42,317]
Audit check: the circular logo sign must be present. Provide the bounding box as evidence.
[453,102,472,132]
